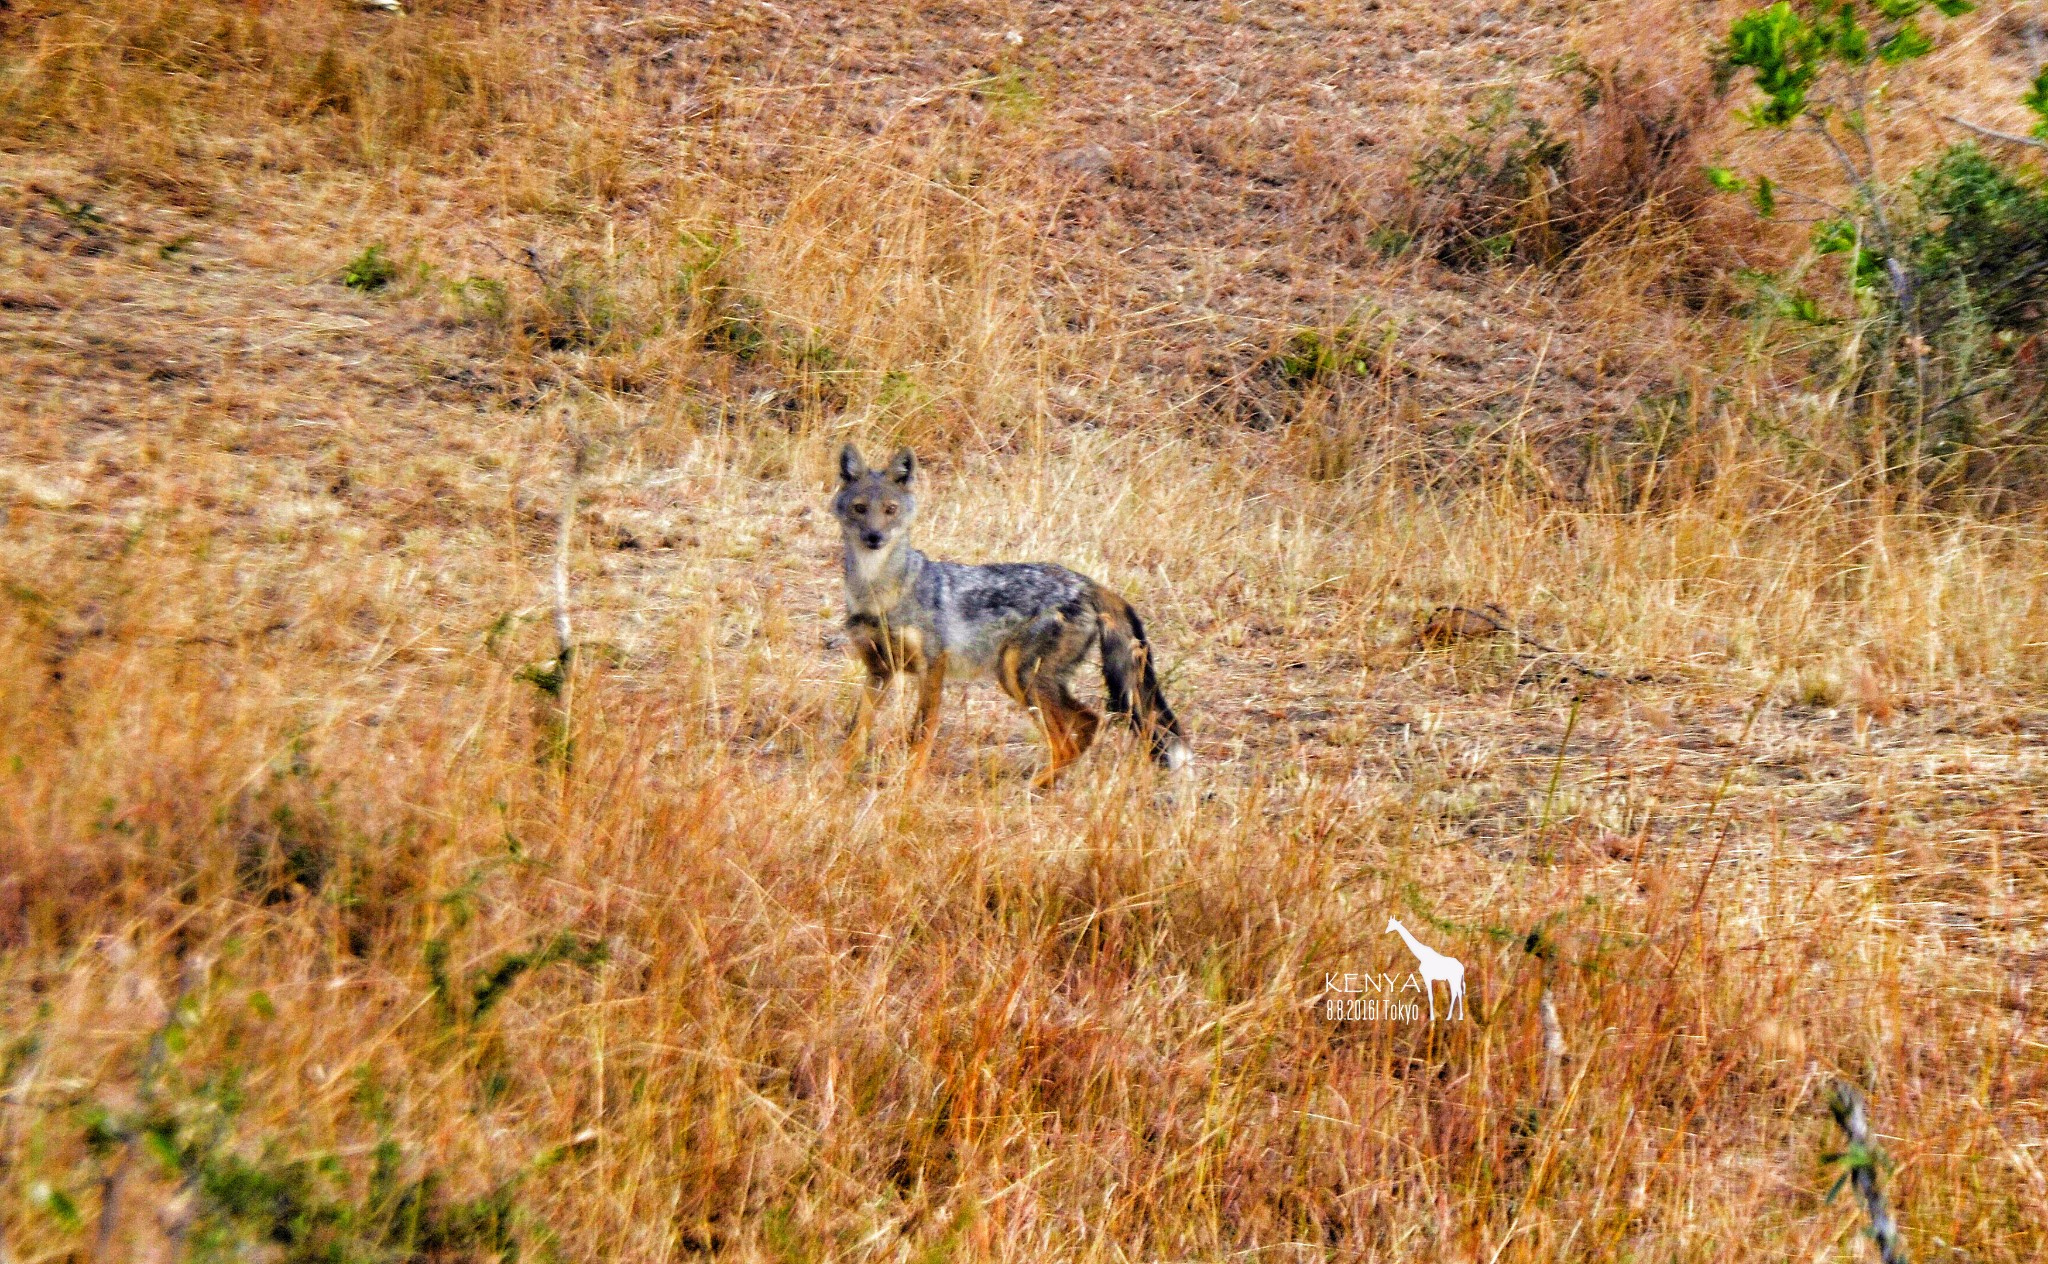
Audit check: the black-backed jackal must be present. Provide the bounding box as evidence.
[832,445,1191,787]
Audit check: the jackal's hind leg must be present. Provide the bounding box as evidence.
[1028,682,1100,790]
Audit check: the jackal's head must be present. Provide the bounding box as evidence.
[833,445,916,555]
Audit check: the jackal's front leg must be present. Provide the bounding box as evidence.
[841,670,891,770]
[906,655,948,780]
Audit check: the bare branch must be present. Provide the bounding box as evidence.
[1774,187,1852,217]
[1940,114,2048,152]
[1806,119,1883,232]
[482,239,559,288]
[1803,117,1919,352]
[537,402,652,769]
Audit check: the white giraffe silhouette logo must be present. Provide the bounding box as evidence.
[1386,918,1466,1020]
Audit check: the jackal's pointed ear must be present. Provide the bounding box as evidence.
[837,444,865,483]
[884,448,916,487]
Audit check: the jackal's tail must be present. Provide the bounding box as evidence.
[1096,588,1192,771]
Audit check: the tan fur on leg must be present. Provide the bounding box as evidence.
[1028,684,1100,789]
[906,654,948,781]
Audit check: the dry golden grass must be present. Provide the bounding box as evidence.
[4,2,2048,1261]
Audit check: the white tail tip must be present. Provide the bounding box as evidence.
[1164,740,1193,773]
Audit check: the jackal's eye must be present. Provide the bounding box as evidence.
[851,503,868,514]
[883,504,897,516]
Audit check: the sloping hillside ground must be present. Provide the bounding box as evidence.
[4,2,2048,1260]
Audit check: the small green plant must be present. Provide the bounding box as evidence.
[1365,225,1414,258]
[701,290,766,360]
[424,929,609,1027]
[672,226,770,359]
[449,274,508,325]
[876,368,932,418]
[1790,665,1846,708]
[791,335,850,374]
[974,64,1041,120]
[1273,319,1392,389]
[43,193,107,234]
[340,243,399,292]
[420,862,608,1028]
[1736,268,1831,325]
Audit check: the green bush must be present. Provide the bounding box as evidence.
[1889,146,2048,461]
[1907,145,2048,345]
[340,244,399,293]
[1714,0,2048,482]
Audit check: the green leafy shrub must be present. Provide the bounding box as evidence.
[1892,146,2048,462]
[1907,145,2048,346]
[448,274,508,325]
[173,1132,524,1261]
[1714,0,1976,312]
[973,64,1040,121]
[340,244,398,292]
[1713,0,2048,482]
[44,193,108,234]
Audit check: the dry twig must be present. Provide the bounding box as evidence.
[550,428,591,759]
[1538,988,1568,1108]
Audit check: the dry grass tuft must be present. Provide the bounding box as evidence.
[1388,3,1728,276]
